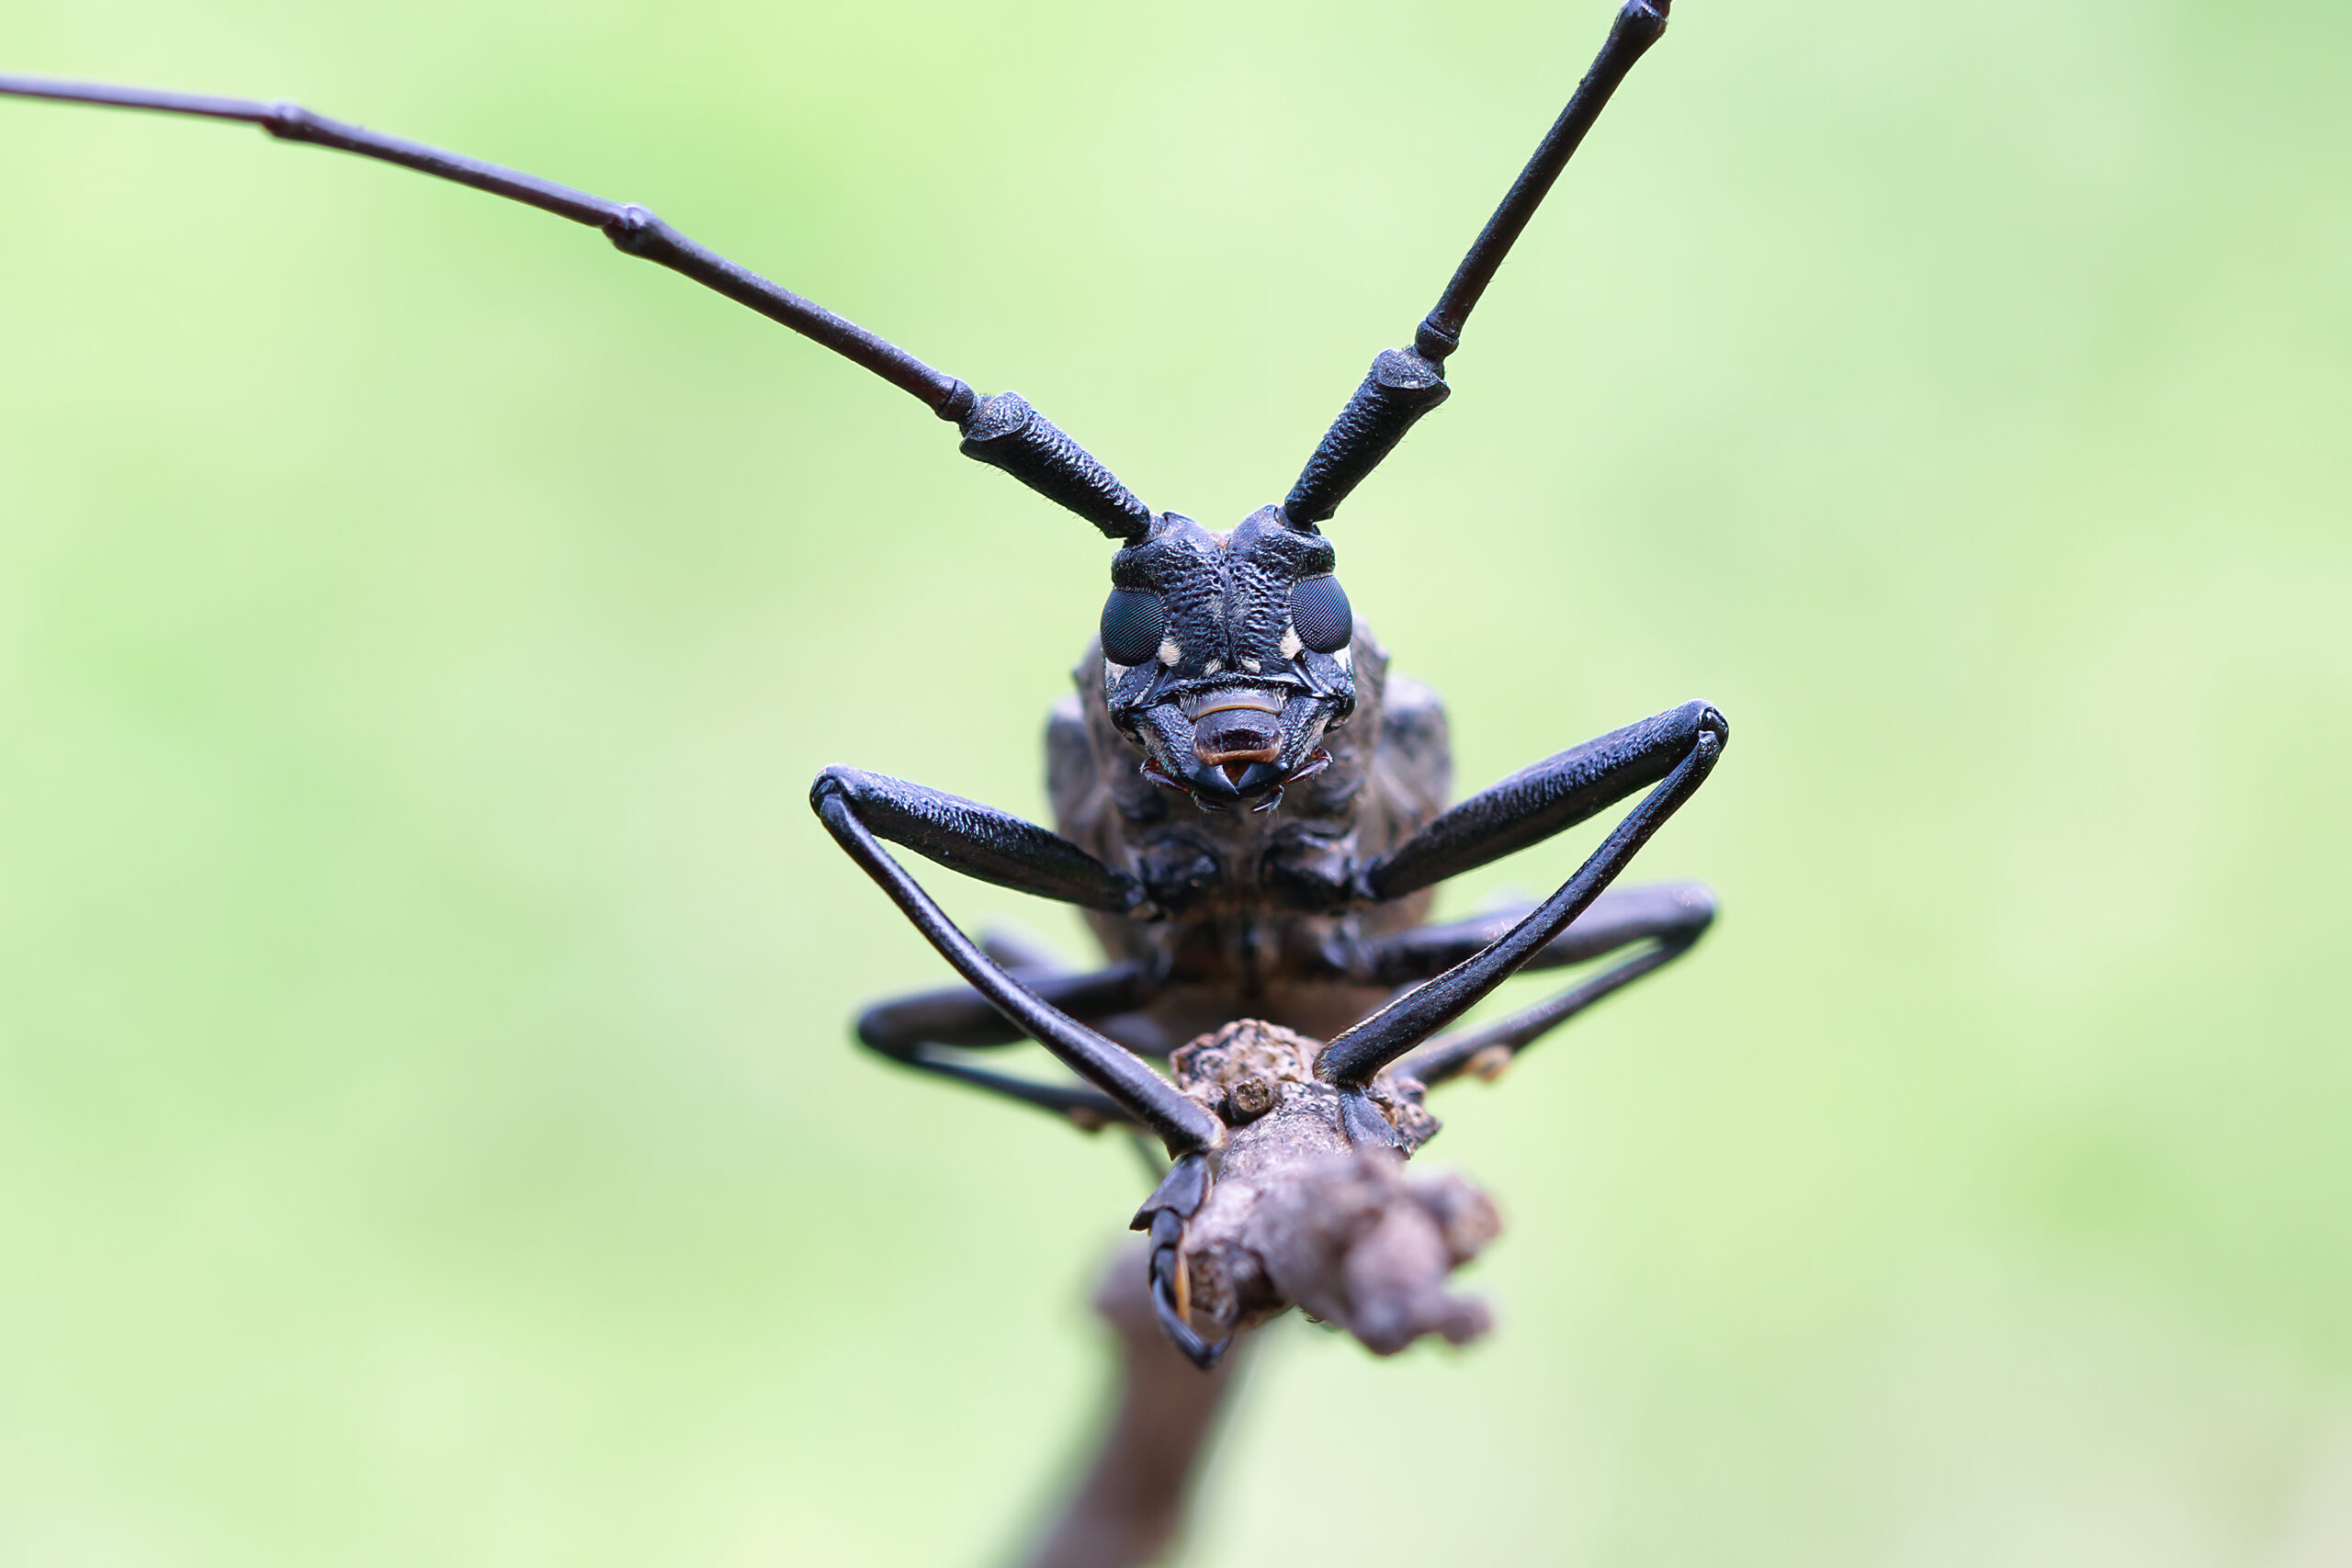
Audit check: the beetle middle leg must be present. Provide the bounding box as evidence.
[1351,882,1718,1087]
[855,964,1160,1130]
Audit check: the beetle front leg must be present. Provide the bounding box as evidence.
[1318,705,1726,1125]
[815,766,1148,913]
[812,773,1221,1157]
[817,774,1238,1369]
[1359,701,1722,902]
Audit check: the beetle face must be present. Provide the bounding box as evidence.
[1099,505,1358,810]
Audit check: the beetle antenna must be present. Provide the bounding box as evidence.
[1281,0,1670,527]
[0,73,1155,542]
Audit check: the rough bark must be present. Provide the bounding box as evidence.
[1170,1020,1501,1355]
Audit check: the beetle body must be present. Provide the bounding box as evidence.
[4,0,1724,1369]
[1052,618,1449,1051]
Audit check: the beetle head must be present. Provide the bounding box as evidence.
[1098,505,1357,811]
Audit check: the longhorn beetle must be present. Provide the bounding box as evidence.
[3,0,1724,1367]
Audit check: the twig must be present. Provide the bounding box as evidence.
[1170,1021,1502,1354]
[1023,1021,1505,1566]
[1023,1244,1249,1568]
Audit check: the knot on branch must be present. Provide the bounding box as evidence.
[1170,1018,1433,1144]
[1165,1018,1496,1355]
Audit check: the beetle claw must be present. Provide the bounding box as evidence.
[1132,1152,1229,1369]
[1148,1237,1226,1370]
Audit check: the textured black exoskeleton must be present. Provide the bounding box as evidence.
[5,0,1724,1368]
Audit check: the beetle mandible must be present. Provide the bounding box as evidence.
[3,0,1724,1368]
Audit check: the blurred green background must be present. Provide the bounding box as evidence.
[3,0,2346,1562]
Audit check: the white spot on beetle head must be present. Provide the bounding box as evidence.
[1204,658,1224,676]
[1279,627,1304,660]
[1159,637,1182,666]
[1239,657,1261,673]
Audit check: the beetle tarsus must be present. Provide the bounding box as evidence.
[1131,1154,1228,1370]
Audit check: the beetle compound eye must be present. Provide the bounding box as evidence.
[1289,575,1352,653]
[1101,589,1168,666]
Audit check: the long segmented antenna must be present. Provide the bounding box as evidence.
[1282,0,1670,527]
[0,73,1156,542]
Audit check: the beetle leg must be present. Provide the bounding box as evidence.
[854,964,1159,1131]
[1360,701,1723,903]
[814,775,1224,1159]
[1132,1153,1227,1370]
[1396,902,1711,1089]
[1336,883,1717,1089]
[816,765,1148,913]
[1317,706,1726,1098]
[1349,881,1714,985]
